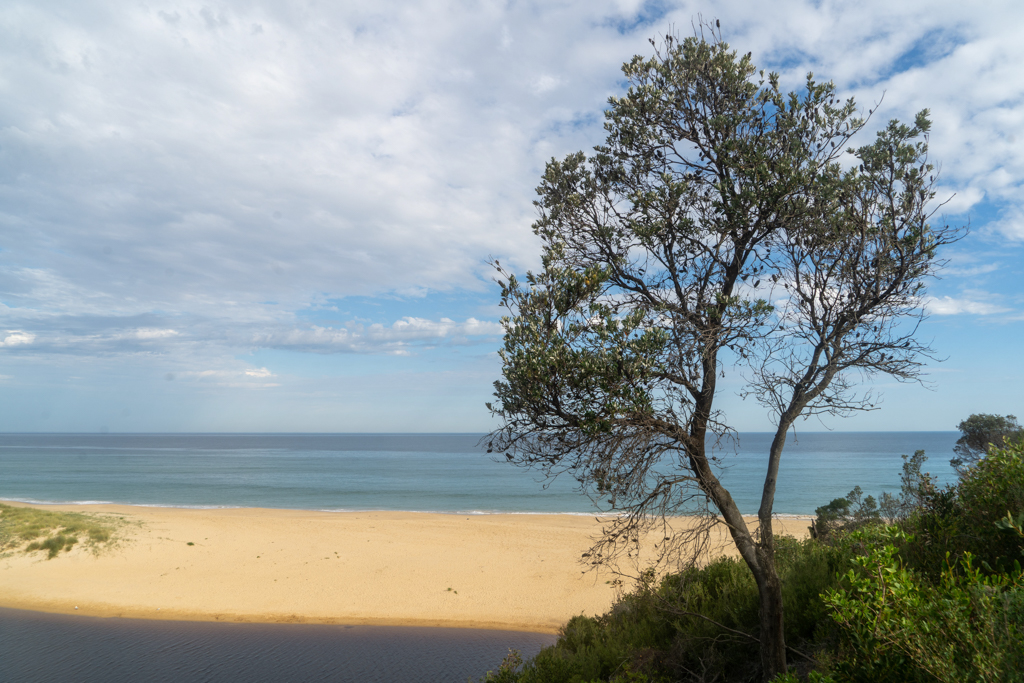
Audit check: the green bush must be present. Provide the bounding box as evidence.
[898,442,1024,577]
[953,442,1024,570]
[771,673,836,683]
[477,535,848,683]
[812,487,882,539]
[824,527,1023,683]
[775,537,851,645]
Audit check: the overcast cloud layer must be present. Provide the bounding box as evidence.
[1,0,1022,432]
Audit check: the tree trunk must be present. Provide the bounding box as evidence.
[755,550,787,681]
[753,416,798,681]
[696,467,788,681]
[690,406,790,680]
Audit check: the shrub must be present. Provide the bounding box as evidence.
[897,441,1024,577]
[951,414,1024,474]
[478,649,525,683]
[824,527,1023,683]
[771,673,836,683]
[812,486,882,539]
[478,535,849,683]
[953,442,1024,571]
[25,533,78,559]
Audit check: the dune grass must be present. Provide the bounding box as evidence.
[0,503,123,559]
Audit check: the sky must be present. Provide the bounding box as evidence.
[0,0,1022,433]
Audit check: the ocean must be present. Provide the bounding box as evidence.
[0,431,961,516]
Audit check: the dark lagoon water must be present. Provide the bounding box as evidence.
[0,432,959,516]
[0,607,554,683]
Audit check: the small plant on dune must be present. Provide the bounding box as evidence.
[0,503,120,559]
[26,533,79,559]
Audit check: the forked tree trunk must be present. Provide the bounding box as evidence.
[691,395,792,680]
[751,415,801,681]
[695,461,788,681]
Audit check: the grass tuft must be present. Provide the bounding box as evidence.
[0,503,121,559]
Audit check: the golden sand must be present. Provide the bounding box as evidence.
[0,502,811,633]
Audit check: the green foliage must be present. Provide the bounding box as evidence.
[477,649,525,683]
[885,450,938,521]
[951,414,1024,474]
[25,533,79,559]
[812,444,1024,681]
[812,486,881,538]
[996,510,1024,539]
[771,673,836,683]
[0,503,118,559]
[824,527,1023,683]
[954,442,1024,568]
[774,537,851,642]
[900,442,1024,576]
[476,537,847,683]
[812,450,938,540]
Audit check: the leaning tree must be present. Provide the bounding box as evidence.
[486,26,961,681]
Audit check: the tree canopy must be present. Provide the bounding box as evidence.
[951,413,1023,474]
[488,26,961,681]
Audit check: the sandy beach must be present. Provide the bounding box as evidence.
[0,502,811,633]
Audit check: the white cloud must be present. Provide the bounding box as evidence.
[250,317,504,354]
[923,295,1011,315]
[931,185,984,216]
[1,1,1018,322]
[533,74,561,94]
[132,328,179,340]
[0,331,35,346]
[0,311,502,358]
[945,262,1000,278]
[178,367,279,388]
[988,205,1024,241]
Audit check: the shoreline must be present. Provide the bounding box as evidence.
[0,501,812,634]
[0,498,820,519]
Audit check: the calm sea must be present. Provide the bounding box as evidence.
[0,432,960,516]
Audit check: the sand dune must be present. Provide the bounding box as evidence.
[0,502,811,633]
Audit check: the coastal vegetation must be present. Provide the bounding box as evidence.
[487,21,962,680]
[478,441,1024,682]
[950,413,1024,474]
[0,503,122,559]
